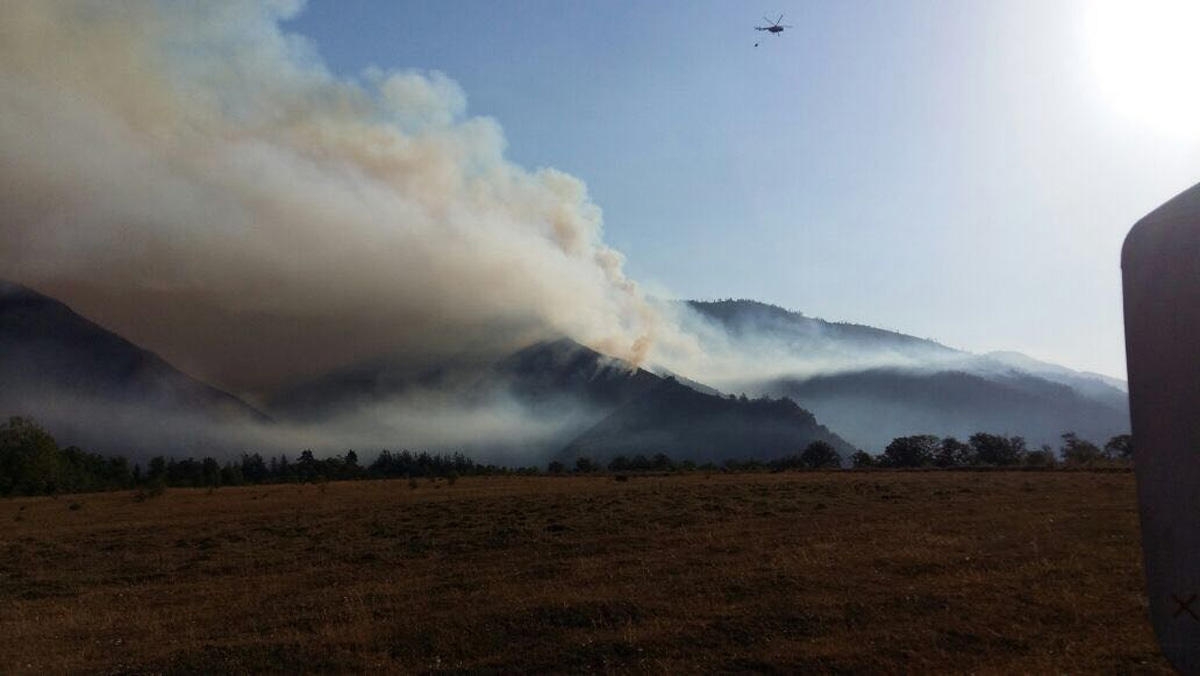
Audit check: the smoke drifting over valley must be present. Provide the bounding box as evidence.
[0,1,666,395]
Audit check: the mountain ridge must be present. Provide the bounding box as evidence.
[561,375,855,464]
[685,298,959,356]
[683,299,1129,450]
[0,280,271,457]
[0,280,267,421]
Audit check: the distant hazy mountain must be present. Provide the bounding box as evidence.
[271,336,850,464]
[267,337,673,460]
[502,338,853,463]
[685,299,1129,451]
[975,351,1128,397]
[0,280,267,454]
[485,338,665,409]
[268,337,664,421]
[560,377,854,465]
[686,299,957,360]
[759,368,1128,452]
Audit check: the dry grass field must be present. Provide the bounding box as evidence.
[0,471,1169,673]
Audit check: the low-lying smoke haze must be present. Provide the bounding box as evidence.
[0,1,669,396]
[12,387,595,466]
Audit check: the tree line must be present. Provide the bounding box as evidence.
[0,416,521,497]
[0,416,1132,498]
[849,431,1131,469]
[560,440,844,475]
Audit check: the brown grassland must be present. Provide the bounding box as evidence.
[0,471,1171,673]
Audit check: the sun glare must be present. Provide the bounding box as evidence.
[1086,0,1200,139]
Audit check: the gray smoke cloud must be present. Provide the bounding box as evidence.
[0,1,666,396]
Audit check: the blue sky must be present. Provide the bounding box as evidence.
[285,0,1200,378]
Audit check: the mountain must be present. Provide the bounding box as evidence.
[1,282,850,466]
[686,299,957,361]
[266,337,674,461]
[270,336,852,464]
[975,351,1128,398]
[0,280,267,454]
[2,280,1127,463]
[487,338,665,408]
[685,299,1129,451]
[560,378,855,464]
[268,337,664,421]
[759,368,1128,452]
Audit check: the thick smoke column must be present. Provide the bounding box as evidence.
[0,1,659,394]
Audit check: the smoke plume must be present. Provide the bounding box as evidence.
[0,1,661,395]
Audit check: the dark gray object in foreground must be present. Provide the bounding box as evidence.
[1123,181,1200,673]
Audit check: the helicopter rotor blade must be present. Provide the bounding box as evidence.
[776,14,784,25]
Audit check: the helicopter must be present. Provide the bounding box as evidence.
[754,14,792,46]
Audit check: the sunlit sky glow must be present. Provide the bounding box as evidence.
[286,0,1200,379]
[1086,0,1200,140]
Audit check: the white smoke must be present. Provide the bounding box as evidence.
[0,0,1033,410]
[0,1,663,394]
